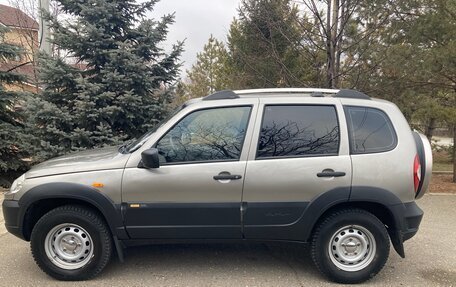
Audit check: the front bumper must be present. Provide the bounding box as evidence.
[2,200,24,240]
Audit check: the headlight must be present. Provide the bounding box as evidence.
[7,174,26,199]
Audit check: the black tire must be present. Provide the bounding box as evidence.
[311,208,390,284]
[30,205,112,281]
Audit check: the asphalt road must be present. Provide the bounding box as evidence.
[0,194,455,287]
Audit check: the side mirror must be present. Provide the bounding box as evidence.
[141,148,160,168]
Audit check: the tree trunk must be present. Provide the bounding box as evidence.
[424,117,436,141]
[325,1,333,88]
[330,0,339,88]
[453,125,456,183]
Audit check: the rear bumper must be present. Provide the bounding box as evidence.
[400,202,423,241]
[2,200,25,240]
[389,201,423,257]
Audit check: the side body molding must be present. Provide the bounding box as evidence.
[242,187,350,241]
[18,182,128,240]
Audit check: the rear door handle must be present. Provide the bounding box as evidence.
[213,172,242,181]
[317,169,346,178]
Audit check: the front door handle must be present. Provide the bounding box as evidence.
[317,169,346,178]
[213,172,242,181]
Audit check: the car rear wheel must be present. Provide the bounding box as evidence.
[311,208,390,284]
[30,205,112,280]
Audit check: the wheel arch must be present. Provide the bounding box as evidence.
[18,182,127,241]
[303,186,408,258]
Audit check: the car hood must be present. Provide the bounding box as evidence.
[25,146,131,179]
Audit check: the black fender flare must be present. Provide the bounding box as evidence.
[300,186,409,257]
[349,186,406,234]
[349,186,411,257]
[299,187,351,241]
[18,182,128,240]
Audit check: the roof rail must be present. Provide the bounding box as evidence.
[203,90,239,101]
[235,88,339,95]
[202,88,370,101]
[334,89,370,100]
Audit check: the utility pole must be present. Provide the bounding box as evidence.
[38,0,51,54]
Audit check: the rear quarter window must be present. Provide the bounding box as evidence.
[345,106,397,154]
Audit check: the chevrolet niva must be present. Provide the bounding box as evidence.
[3,88,432,283]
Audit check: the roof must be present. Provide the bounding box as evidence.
[0,4,38,30]
[0,62,37,84]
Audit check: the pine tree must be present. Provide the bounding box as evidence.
[227,0,315,89]
[0,26,29,175]
[27,0,183,161]
[185,35,230,98]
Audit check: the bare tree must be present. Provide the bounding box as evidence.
[296,0,392,88]
[6,0,39,91]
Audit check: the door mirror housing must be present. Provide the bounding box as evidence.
[141,148,160,168]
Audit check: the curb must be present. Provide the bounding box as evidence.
[0,193,5,236]
[432,171,453,174]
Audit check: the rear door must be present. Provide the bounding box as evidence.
[242,97,352,240]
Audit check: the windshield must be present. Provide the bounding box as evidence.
[119,104,187,153]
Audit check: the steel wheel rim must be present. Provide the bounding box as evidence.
[328,225,376,272]
[44,223,94,270]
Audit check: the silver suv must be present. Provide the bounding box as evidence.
[3,89,432,283]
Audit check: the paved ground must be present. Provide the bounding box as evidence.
[0,194,455,287]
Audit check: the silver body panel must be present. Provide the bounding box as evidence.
[14,169,124,203]
[122,161,247,203]
[25,146,130,180]
[340,98,417,203]
[242,97,351,203]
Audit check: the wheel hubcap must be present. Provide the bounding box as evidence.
[44,224,94,270]
[328,225,376,272]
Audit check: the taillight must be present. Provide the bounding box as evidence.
[413,154,421,193]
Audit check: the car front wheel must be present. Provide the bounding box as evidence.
[30,205,112,280]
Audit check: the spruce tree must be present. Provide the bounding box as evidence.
[27,0,183,161]
[0,26,29,175]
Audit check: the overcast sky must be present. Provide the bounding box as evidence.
[0,0,240,77]
[150,0,239,76]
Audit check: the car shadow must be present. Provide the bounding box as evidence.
[99,242,323,282]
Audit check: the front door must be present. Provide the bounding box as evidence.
[122,104,255,239]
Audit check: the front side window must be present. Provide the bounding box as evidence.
[156,106,251,164]
[257,105,339,158]
[345,106,397,154]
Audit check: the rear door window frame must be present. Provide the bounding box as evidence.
[255,104,341,160]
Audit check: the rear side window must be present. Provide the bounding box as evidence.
[345,106,397,154]
[257,105,339,158]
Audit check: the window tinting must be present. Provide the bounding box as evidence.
[156,106,251,163]
[345,106,397,154]
[257,105,339,158]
